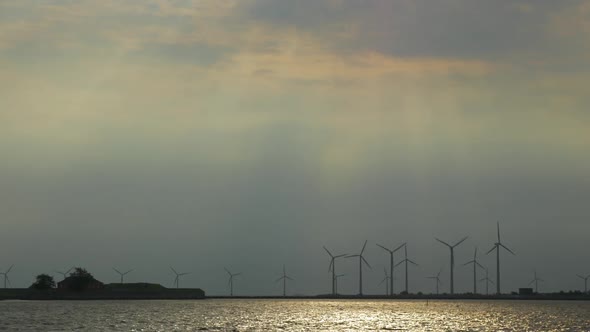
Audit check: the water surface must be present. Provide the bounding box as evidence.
[1,299,588,331]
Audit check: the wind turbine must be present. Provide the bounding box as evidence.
[376,242,405,296]
[224,268,241,297]
[529,269,544,294]
[435,236,468,295]
[577,274,590,294]
[479,267,494,296]
[394,244,418,294]
[463,247,485,294]
[323,246,347,296]
[275,265,293,297]
[486,222,515,295]
[55,267,74,280]
[0,265,13,288]
[113,268,133,284]
[426,268,443,295]
[346,240,372,296]
[379,268,390,295]
[334,274,345,294]
[170,267,189,289]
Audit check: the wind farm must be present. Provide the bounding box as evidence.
[0,223,589,300]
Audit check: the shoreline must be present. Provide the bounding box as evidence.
[1,289,588,301]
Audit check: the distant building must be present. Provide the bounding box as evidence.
[519,288,534,295]
[57,276,104,290]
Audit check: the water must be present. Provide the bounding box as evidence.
[0,299,589,331]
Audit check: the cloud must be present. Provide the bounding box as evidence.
[238,0,581,60]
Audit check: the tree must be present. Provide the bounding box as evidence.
[67,267,97,291]
[30,274,56,290]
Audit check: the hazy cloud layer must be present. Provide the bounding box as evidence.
[0,0,589,295]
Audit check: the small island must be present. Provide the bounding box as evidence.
[0,268,205,301]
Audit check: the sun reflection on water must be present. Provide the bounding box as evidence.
[0,299,589,331]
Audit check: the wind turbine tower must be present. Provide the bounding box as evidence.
[275,265,293,297]
[577,274,590,294]
[376,242,405,296]
[394,244,418,294]
[463,247,485,294]
[529,269,544,294]
[435,236,468,295]
[379,268,391,295]
[113,268,133,284]
[334,274,345,294]
[426,268,443,295]
[0,265,13,288]
[224,268,241,297]
[323,246,346,296]
[486,222,515,295]
[479,267,494,296]
[346,240,372,296]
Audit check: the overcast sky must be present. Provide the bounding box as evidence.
[1,0,589,296]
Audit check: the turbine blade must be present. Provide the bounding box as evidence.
[408,259,419,266]
[485,246,497,255]
[394,260,405,268]
[361,256,372,269]
[497,222,501,243]
[476,262,485,270]
[435,238,451,247]
[124,269,133,275]
[452,236,468,247]
[323,246,333,258]
[577,275,584,280]
[6,265,13,274]
[328,259,334,272]
[334,254,347,258]
[393,243,406,253]
[113,268,122,275]
[170,267,178,274]
[361,240,368,255]
[224,267,231,275]
[500,243,516,255]
[346,255,360,258]
[376,244,392,253]
[275,277,284,282]
[463,260,474,266]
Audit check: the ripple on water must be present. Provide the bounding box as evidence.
[0,299,589,331]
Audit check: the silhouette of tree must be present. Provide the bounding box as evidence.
[67,267,96,291]
[30,274,56,290]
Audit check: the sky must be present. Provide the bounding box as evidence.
[1,0,589,296]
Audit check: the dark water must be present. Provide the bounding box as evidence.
[0,299,589,331]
